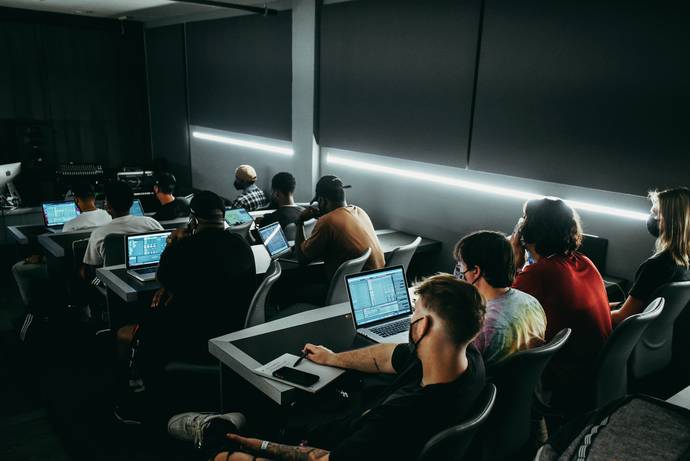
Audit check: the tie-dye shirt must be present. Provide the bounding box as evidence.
[473,288,547,367]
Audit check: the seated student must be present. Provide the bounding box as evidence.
[255,172,305,229]
[230,164,269,211]
[82,181,163,274]
[454,230,546,367]
[151,172,190,221]
[168,274,487,461]
[295,175,385,279]
[611,187,690,326]
[63,182,112,231]
[117,191,256,380]
[510,198,611,409]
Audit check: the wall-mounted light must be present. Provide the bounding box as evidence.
[326,154,649,221]
[192,131,294,156]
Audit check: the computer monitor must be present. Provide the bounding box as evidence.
[224,207,254,226]
[258,222,291,258]
[125,230,171,269]
[130,199,144,216]
[346,266,413,328]
[0,162,21,195]
[41,201,80,227]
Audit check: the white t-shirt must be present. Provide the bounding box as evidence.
[83,215,164,266]
[62,209,112,232]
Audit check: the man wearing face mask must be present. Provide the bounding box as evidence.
[229,164,270,211]
[295,175,385,280]
[114,191,256,421]
[166,274,486,461]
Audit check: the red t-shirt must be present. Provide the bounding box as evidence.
[513,252,611,391]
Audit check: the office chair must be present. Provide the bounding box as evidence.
[283,223,297,241]
[302,218,317,239]
[227,221,252,242]
[324,248,372,305]
[103,233,126,266]
[244,260,282,328]
[416,383,497,461]
[385,236,421,274]
[593,298,664,408]
[476,329,571,460]
[182,193,194,206]
[629,282,690,380]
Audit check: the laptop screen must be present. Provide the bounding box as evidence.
[346,266,412,328]
[42,201,80,227]
[225,207,253,226]
[126,231,171,269]
[130,199,144,216]
[258,222,290,257]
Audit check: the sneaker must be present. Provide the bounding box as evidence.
[167,412,246,449]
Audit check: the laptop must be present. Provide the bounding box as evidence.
[130,199,144,216]
[345,265,414,344]
[42,200,81,232]
[224,207,254,226]
[125,230,171,282]
[257,221,292,259]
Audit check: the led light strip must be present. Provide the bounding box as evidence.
[326,154,649,221]
[192,131,294,156]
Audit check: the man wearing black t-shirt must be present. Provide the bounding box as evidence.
[257,172,305,230]
[152,172,190,222]
[168,274,487,461]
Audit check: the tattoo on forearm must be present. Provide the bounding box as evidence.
[264,442,329,461]
[373,357,380,372]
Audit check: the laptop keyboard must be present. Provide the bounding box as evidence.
[370,318,410,337]
[134,267,158,275]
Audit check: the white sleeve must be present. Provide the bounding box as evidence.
[83,233,104,266]
[62,221,75,233]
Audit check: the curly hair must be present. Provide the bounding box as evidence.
[519,198,583,257]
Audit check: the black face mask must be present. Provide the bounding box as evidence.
[646,214,660,238]
[233,180,243,191]
[407,316,428,354]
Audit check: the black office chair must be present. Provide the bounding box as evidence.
[385,236,421,274]
[416,383,497,461]
[244,260,282,327]
[103,233,126,266]
[283,223,297,241]
[475,328,571,460]
[629,282,690,380]
[593,298,664,408]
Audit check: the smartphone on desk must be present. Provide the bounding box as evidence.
[273,366,320,387]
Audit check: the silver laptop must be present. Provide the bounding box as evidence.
[125,230,171,282]
[257,221,293,259]
[345,265,414,344]
[42,200,81,233]
[130,199,144,216]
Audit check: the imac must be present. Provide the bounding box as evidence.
[0,162,21,207]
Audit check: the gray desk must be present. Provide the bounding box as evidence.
[0,206,42,244]
[667,385,690,411]
[97,245,273,303]
[209,302,371,406]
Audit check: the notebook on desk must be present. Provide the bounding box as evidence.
[253,353,345,393]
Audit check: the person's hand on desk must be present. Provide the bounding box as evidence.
[302,343,337,367]
[151,287,173,309]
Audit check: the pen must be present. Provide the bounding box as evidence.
[293,350,310,367]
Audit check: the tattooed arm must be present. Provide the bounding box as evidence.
[224,434,330,461]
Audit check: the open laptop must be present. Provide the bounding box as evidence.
[257,221,292,259]
[125,230,171,282]
[42,200,80,232]
[345,265,414,343]
[130,199,144,216]
[224,207,254,226]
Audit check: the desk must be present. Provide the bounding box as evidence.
[667,385,690,411]
[209,302,372,405]
[8,224,48,245]
[97,245,273,302]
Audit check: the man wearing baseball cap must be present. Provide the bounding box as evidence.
[230,164,269,211]
[295,175,385,282]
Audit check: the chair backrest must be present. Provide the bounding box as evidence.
[385,236,421,274]
[103,233,126,266]
[594,298,664,408]
[324,248,372,306]
[182,193,194,206]
[479,328,571,460]
[416,383,497,461]
[227,221,252,241]
[244,260,282,328]
[283,223,297,241]
[302,218,317,239]
[71,238,90,271]
[630,281,690,379]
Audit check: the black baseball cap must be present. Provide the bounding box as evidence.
[189,190,224,220]
[311,175,352,203]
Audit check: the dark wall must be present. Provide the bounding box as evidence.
[0,7,150,169]
[186,11,292,141]
[469,0,690,195]
[146,24,191,188]
[319,0,481,168]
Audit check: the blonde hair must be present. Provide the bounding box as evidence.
[651,187,690,268]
